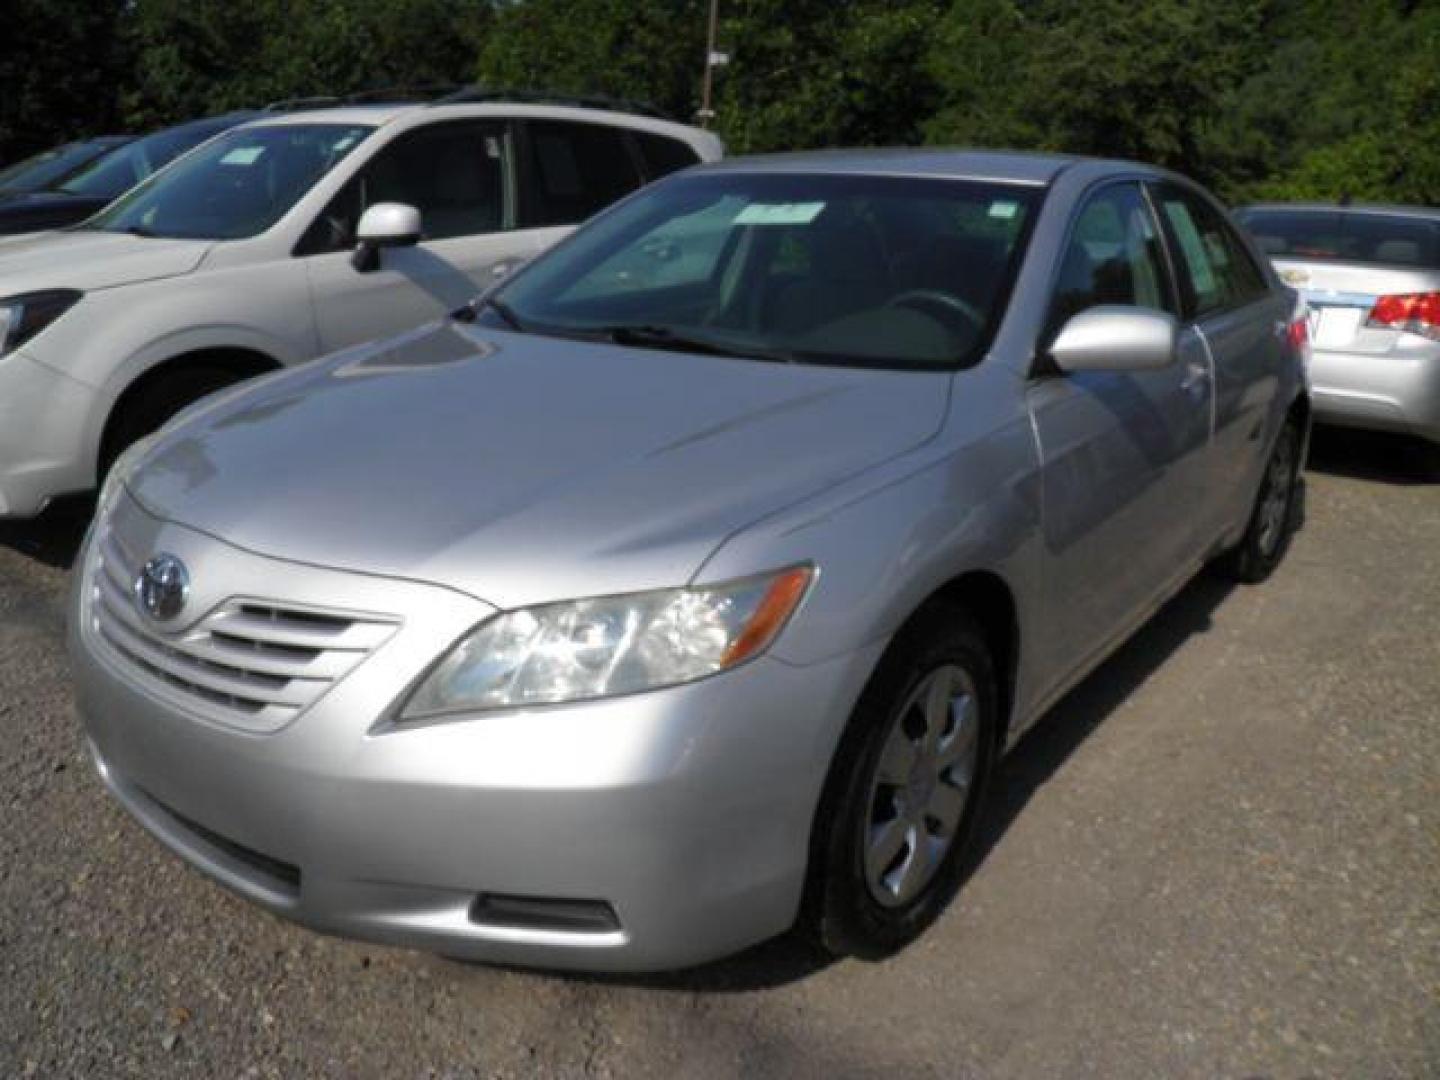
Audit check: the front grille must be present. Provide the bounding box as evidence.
[89,523,397,731]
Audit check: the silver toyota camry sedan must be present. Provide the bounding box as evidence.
[69,150,1310,972]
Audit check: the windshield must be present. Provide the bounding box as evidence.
[1241,209,1440,270]
[86,124,373,241]
[0,140,119,195]
[493,172,1040,369]
[58,122,234,200]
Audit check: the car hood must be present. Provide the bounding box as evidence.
[0,229,210,295]
[127,321,950,608]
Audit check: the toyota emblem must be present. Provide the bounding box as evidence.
[135,554,190,622]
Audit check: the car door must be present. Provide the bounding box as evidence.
[1149,183,1290,543]
[300,120,537,353]
[1026,181,1215,691]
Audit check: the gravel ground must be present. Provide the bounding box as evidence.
[1,427,1436,1079]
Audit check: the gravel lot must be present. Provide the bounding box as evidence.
[1,428,1436,1079]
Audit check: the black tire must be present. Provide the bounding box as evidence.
[98,365,244,481]
[1219,415,1304,584]
[1414,438,1440,481]
[803,605,998,960]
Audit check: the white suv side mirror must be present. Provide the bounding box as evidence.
[353,202,422,273]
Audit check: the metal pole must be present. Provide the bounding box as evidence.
[699,0,721,128]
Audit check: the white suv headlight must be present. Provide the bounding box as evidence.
[400,566,813,719]
[0,289,83,356]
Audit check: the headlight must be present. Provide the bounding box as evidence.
[0,289,83,356]
[401,565,813,719]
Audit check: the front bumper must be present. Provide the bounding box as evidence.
[69,494,879,972]
[0,349,98,518]
[1309,339,1440,444]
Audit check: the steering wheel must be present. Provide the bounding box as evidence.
[885,289,985,336]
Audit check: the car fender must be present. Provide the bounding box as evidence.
[693,364,1046,734]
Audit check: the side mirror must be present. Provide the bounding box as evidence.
[352,202,422,273]
[1048,305,1178,374]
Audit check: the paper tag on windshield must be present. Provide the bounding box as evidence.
[220,147,265,166]
[734,202,825,226]
[988,200,1020,220]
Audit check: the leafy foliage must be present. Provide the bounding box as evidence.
[0,0,130,157]
[1,0,1437,205]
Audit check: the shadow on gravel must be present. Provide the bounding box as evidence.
[529,568,1239,995]
[0,494,94,570]
[964,569,1235,885]
[1306,426,1439,485]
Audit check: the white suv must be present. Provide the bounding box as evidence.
[0,96,721,518]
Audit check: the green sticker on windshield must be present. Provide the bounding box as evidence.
[734,202,825,226]
[988,200,1020,220]
[220,147,265,166]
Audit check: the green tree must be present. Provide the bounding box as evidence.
[710,0,944,153]
[120,0,494,129]
[0,0,130,162]
[476,0,707,120]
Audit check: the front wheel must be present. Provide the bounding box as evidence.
[803,607,998,959]
[1220,415,1304,583]
[98,365,247,482]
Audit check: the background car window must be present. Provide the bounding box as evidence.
[299,123,508,253]
[634,131,701,181]
[1156,188,1267,318]
[364,123,506,241]
[89,124,372,241]
[1238,210,1345,259]
[1337,214,1439,269]
[520,121,644,227]
[57,123,229,200]
[1239,210,1439,269]
[1050,183,1173,332]
[0,140,115,194]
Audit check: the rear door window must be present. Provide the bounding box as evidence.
[518,121,645,227]
[1154,186,1268,319]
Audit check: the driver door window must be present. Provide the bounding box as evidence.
[1048,183,1175,334]
[301,121,529,354]
[300,121,512,253]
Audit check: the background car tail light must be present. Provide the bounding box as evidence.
[1287,315,1309,351]
[1366,291,1440,341]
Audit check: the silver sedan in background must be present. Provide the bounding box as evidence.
[1236,203,1440,451]
[70,151,1310,972]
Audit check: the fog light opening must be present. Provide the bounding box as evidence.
[469,893,621,934]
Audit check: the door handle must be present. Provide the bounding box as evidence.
[1181,360,1209,394]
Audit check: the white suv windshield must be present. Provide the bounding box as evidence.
[87,124,373,241]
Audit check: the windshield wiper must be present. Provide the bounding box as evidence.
[455,294,526,332]
[600,324,798,364]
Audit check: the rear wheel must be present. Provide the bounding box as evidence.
[1220,415,1303,583]
[804,607,998,959]
[98,365,248,481]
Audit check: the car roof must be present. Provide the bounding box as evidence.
[1238,202,1440,221]
[691,147,1143,186]
[240,101,713,141]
